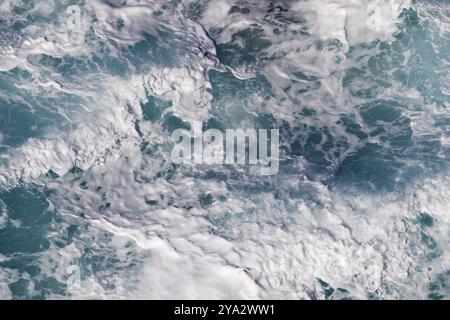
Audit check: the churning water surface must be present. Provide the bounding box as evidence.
[0,0,449,299]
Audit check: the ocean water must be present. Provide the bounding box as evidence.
[0,0,449,299]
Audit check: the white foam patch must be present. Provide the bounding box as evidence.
[41,140,450,299]
[0,252,19,299]
[136,235,260,299]
[291,0,410,48]
[0,270,13,299]
[0,0,95,71]
[85,0,158,46]
[0,73,147,187]
[198,0,410,47]
[144,67,213,122]
[0,199,7,230]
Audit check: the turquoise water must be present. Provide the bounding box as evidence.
[0,0,449,299]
